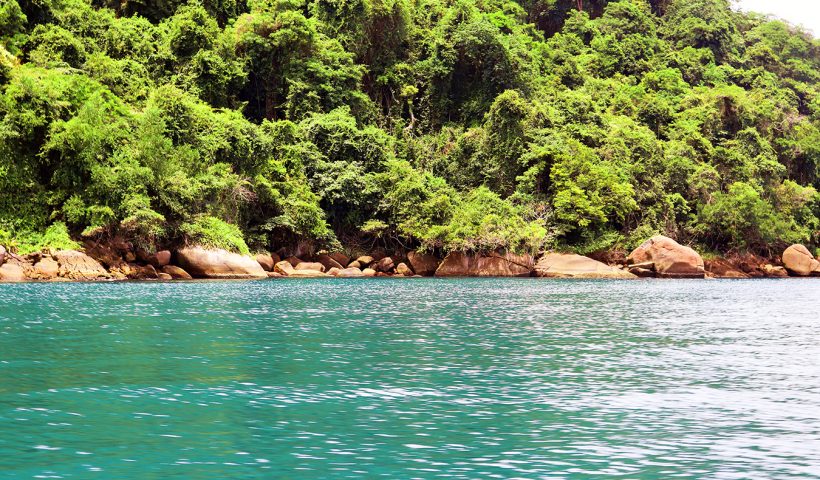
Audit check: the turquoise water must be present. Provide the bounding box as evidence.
[1,279,819,479]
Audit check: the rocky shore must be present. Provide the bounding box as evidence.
[0,236,818,282]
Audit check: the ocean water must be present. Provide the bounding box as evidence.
[0,278,819,479]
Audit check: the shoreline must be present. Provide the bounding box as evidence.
[2,235,818,283]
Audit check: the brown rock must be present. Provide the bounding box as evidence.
[374,257,395,273]
[162,265,193,280]
[157,273,173,280]
[627,236,705,278]
[316,254,343,271]
[763,264,789,278]
[274,260,295,275]
[85,243,126,271]
[362,268,377,277]
[151,250,171,268]
[337,267,364,277]
[407,251,439,276]
[629,267,655,278]
[326,267,341,276]
[348,261,362,269]
[176,247,267,279]
[0,261,26,282]
[286,256,302,267]
[535,253,636,279]
[295,262,325,272]
[124,251,137,263]
[396,263,413,276]
[54,250,110,280]
[0,245,6,266]
[127,264,158,280]
[435,251,533,277]
[255,253,276,272]
[329,252,350,268]
[355,256,374,267]
[782,244,820,277]
[267,271,283,278]
[33,257,60,279]
[705,258,750,279]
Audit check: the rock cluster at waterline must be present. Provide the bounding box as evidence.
[1,236,819,282]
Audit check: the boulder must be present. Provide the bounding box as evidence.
[267,271,283,278]
[295,262,325,272]
[85,243,127,271]
[396,262,413,276]
[157,273,173,280]
[176,247,267,279]
[151,250,172,268]
[0,245,6,266]
[275,260,328,277]
[329,252,350,268]
[782,244,820,277]
[127,264,158,280]
[285,256,302,267]
[0,261,26,282]
[255,253,277,272]
[54,250,110,280]
[374,256,395,273]
[763,264,789,278]
[326,267,341,276]
[626,236,705,278]
[337,267,364,277]
[435,251,533,277]
[316,254,343,271]
[348,260,362,269]
[274,260,295,275]
[362,268,377,277]
[162,265,193,280]
[355,256,374,267]
[535,253,636,279]
[33,257,60,279]
[407,251,439,276]
[704,258,750,279]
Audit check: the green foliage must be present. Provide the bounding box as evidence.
[1,0,820,257]
[180,215,250,254]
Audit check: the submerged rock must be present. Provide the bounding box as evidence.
[782,244,820,277]
[176,247,267,279]
[535,253,636,279]
[407,251,439,276]
[627,236,704,278]
[435,251,533,277]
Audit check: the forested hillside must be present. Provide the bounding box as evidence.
[1,0,819,257]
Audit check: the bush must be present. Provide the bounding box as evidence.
[180,215,250,254]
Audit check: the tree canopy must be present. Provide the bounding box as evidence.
[1,0,819,255]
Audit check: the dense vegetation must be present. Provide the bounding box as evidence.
[1,0,819,256]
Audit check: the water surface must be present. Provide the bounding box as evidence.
[1,278,819,478]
